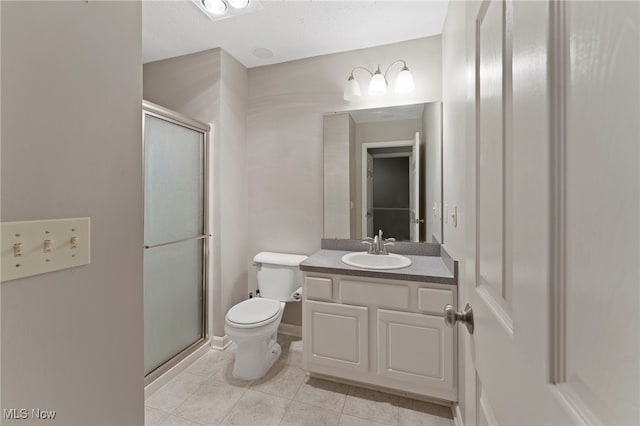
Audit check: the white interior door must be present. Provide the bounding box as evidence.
[459,1,639,425]
[409,132,421,242]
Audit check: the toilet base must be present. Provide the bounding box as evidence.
[232,333,282,380]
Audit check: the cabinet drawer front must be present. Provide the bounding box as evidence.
[305,277,333,300]
[377,309,454,392]
[341,280,409,309]
[304,300,368,372]
[418,287,453,315]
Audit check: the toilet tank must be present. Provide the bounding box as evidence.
[254,252,308,302]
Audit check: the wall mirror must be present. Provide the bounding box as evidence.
[323,102,443,243]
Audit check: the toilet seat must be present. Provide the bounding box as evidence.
[226,298,282,329]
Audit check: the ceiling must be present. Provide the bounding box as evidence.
[143,0,450,68]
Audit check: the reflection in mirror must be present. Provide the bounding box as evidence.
[323,102,443,243]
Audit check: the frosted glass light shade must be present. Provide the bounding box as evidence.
[368,71,387,96]
[395,67,415,94]
[344,76,362,101]
[228,0,249,8]
[202,0,227,15]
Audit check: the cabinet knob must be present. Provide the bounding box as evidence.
[443,303,474,334]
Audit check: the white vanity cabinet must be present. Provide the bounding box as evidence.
[302,273,456,402]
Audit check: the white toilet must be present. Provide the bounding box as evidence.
[224,251,307,380]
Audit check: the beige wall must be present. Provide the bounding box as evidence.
[218,50,249,330]
[1,2,144,425]
[423,102,442,243]
[323,113,352,239]
[247,36,442,325]
[143,48,249,338]
[348,114,357,238]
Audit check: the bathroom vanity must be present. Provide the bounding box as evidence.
[300,244,458,402]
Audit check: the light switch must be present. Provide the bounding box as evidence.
[1,218,90,282]
[451,205,458,228]
[13,243,23,257]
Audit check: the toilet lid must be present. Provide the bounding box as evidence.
[226,298,281,325]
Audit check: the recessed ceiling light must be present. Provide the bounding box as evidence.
[228,0,250,9]
[202,0,227,15]
[193,0,262,22]
[252,47,274,59]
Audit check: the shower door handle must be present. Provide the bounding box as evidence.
[144,234,211,249]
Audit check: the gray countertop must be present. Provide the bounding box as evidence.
[300,249,456,285]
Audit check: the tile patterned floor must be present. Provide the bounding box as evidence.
[145,335,454,426]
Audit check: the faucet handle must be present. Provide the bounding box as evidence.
[362,239,374,254]
[380,239,394,255]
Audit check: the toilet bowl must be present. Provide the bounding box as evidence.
[224,251,308,380]
[224,298,285,380]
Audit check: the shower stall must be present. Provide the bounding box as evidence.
[142,101,210,385]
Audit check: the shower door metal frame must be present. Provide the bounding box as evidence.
[142,100,211,386]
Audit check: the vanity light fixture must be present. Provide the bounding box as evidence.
[344,60,415,101]
[194,0,261,21]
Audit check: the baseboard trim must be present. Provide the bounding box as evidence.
[211,334,231,351]
[144,341,210,400]
[278,323,302,338]
[453,403,464,426]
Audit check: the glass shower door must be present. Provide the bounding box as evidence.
[143,103,209,381]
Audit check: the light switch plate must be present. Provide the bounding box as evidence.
[1,218,90,282]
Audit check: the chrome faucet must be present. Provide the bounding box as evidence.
[363,229,395,255]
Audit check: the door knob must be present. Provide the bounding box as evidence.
[443,303,474,334]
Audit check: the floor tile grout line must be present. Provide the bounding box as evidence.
[340,385,402,426]
[216,382,251,426]
[162,411,207,426]
[167,375,212,416]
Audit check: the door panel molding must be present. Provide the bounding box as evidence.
[548,0,568,387]
[549,1,640,424]
[475,0,513,327]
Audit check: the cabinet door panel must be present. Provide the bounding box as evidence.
[304,300,368,372]
[378,309,454,392]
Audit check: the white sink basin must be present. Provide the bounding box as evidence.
[341,252,412,270]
